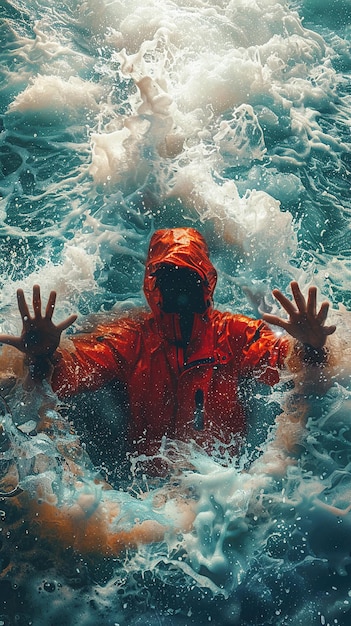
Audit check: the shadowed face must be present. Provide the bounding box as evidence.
[155,265,206,314]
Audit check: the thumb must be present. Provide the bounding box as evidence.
[324,325,336,336]
[56,314,78,333]
[0,334,24,352]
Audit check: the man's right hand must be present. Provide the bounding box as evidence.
[0,284,77,364]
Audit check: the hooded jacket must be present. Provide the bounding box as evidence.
[51,228,290,454]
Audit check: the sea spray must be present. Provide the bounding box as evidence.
[1,0,351,624]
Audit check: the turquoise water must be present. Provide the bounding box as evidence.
[1,0,351,624]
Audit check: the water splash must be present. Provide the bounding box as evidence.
[1,0,351,624]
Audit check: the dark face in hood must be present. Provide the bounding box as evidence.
[143,228,217,317]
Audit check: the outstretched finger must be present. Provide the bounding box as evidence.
[45,291,57,320]
[290,281,307,313]
[17,289,31,324]
[56,314,78,333]
[306,286,317,318]
[272,289,297,318]
[32,284,42,318]
[316,301,329,325]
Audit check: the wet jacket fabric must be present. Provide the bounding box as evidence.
[51,228,290,454]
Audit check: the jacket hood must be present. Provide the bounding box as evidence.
[144,228,217,317]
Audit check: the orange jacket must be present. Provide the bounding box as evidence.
[52,228,290,454]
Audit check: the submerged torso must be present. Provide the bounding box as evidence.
[52,309,289,455]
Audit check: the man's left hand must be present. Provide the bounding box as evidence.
[263,281,336,349]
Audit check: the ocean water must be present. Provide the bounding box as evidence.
[1,0,351,624]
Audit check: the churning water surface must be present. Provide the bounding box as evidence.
[1,1,351,624]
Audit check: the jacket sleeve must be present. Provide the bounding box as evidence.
[51,319,141,397]
[233,316,291,386]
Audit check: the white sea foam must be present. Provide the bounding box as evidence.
[1,0,351,624]
[9,74,103,117]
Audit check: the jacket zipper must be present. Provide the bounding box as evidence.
[172,315,185,372]
[171,315,217,434]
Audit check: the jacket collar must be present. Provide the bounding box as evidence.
[154,310,219,366]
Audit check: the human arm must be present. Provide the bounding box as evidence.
[0,285,139,394]
[0,285,77,382]
[247,282,336,472]
[262,281,336,365]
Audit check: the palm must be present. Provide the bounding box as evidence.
[263,281,336,348]
[0,285,77,360]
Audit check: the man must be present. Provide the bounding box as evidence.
[0,228,336,456]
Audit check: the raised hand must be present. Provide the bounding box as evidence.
[263,281,336,349]
[0,285,77,363]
